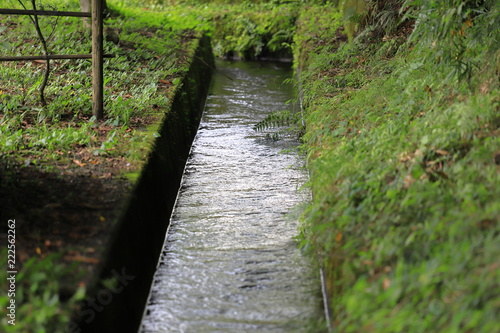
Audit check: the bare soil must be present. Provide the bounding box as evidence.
[0,149,133,295]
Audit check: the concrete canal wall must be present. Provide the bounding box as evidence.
[77,34,214,333]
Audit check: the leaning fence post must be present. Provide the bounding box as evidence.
[92,0,104,119]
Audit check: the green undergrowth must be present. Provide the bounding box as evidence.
[136,1,301,59]
[297,2,500,332]
[209,2,299,59]
[4,0,499,331]
[0,0,198,167]
[0,248,86,332]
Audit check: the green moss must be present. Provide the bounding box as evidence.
[297,1,500,331]
[122,171,140,183]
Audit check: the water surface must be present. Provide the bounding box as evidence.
[140,60,321,333]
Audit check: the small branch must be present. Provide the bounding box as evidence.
[193,55,234,81]
[30,0,50,107]
[15,0,36,25]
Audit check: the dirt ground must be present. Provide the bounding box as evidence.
[0,149,134,295]
[0,26,193,302]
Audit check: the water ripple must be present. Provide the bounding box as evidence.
[140,60,321,333]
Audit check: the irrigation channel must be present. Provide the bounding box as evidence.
[140,59,323,332]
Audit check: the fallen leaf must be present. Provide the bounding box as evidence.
[36,247,42,255]
[73,159,87,167]
[403,174,415,188]
[99,173,113,178]
[335,232,342,243]
[63,255,100,264]
[494,153,500,165]
[435,149,449,156]
[158,79,170,84]
[362,260,374,266]
[383,277,391,290]
[477,218,495,230]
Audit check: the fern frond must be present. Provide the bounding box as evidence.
[253,109,304,141]
[254,110,300,131]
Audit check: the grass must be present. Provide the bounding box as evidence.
[296,2,500,332]
[0,0,198,170]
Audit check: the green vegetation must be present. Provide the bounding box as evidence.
[0,0,203,168]
[132,0,301,59]
[1,0,499,331]
[254,109,304,141]
[0,0,301,166]
[209,3,298,59]
[296,1,500,331]
[0,249,86,332]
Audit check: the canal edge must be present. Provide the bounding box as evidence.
[296,63,334,332]
[75,34,215,333]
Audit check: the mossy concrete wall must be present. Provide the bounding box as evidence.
[77,35,214,333]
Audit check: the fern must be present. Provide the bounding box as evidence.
[254,110,304,141]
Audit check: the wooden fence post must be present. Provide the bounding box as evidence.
[92,0,104,119]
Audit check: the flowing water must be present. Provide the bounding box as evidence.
[140,60,322,333]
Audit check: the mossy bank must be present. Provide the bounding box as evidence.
[295,1,500,332]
